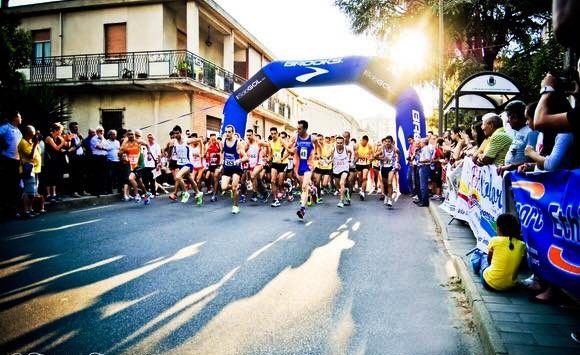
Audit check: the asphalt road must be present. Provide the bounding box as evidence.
[0,194,481,355]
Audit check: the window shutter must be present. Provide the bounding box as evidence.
[32,29,50,42]
[105,23,126,55]
[177,30,187,50]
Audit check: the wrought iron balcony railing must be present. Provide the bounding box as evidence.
[17,50,247,94]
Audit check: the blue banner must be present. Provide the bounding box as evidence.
[394,88,426,194]
[510,170,580,298]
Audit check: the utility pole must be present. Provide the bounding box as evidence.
[437,0,444,135]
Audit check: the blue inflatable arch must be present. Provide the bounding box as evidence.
[221,56,426,193]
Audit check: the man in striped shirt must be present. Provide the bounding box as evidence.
[475,113,513,166]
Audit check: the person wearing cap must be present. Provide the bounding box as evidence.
[497,100,532,175]
[474,113,512,167]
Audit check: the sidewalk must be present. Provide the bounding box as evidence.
[429,203,580,355]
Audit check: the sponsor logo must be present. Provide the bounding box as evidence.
[412,110,421,138]
[512,181,545,199]
[235,77,266,101]
[295,67,329,83]
[487,76,496,87]
[548,244,580,275]
[284,58,343,67]
[362,70,391,90]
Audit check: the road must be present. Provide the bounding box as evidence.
[0,194,481,355]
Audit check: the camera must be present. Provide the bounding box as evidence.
[32,132,43,143]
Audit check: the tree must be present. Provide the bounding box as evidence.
[335,0,551,70]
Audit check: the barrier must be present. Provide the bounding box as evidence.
[442,161,580,297]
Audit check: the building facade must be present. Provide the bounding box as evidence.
[301,98,363,137]
[9,0,301,140]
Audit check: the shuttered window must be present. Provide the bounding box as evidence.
[105,23,126,56]
[206,115,222,132]
[177,30,187,50]
[32,29,51,64]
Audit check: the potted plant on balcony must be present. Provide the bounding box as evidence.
[78,74,89,81]
[176,61,192,77]
[90,72,100,80]
[122,68,134,79]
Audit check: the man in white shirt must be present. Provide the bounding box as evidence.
[142,132,161,195]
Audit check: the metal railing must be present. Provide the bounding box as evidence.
[19,50,247,94]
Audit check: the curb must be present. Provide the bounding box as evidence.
[45,194,124,212]
[428,203,508,355]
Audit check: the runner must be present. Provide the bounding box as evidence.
[204,133,221,202]
[376,135,400,208]
[315,135,333,197]
[167,130,203,205]
[332,135,351,207]
[221,125,248,214]
[269,127,291,207]
[289,120,319,219]
[370,141,382,196]
[354,135,373,200]
[119,130,152,204]
[343,131,357,199]
[245,129,270,202]
[189,133,205,190]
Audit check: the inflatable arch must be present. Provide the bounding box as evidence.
[221,56,426,193]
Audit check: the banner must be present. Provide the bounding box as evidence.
[440,163,458,216]
[510,170,580,298]
[454,159,504,251]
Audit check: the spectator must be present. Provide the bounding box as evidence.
[18,125,44,217]
[67,121,88,197]
[430,137,445,201]
[475,113,512,166]
[0,110,23,219]
[471,213,526,291]
[44,122,69,202]
[415,138,432,207]
[90,126,109,196]
[498,100,532,174]
[105,129,120,194]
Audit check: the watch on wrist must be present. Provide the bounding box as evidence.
[540,85,555,95]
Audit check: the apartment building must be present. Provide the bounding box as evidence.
[9,0,301,139]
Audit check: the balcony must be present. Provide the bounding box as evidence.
[17,50,246,94]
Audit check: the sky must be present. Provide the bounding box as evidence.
[11,0,410,125]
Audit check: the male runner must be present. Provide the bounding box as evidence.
[314,135,333,197]
[269,127,291,207]
[376,135,400,207]
[332,136,351,207]
[119,130,152,204]
[289,120,319,219]
[221,125,248,214]
[354,135,373,200]
[167,130,203,204]
[343,131,356,198]
[204,133,221,202]
[245,129,270,202]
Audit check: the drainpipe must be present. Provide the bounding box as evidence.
[59,11,63,56]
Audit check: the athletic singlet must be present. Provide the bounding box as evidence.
[318,144,333,170]
[223,139,241,169]
[270,139,285,164]
[382,146,396,168]
[173,141,191,166]
[357,143,371,165]
[247,142,260,168]
[333,147,349,174]
[190,144,203,169]
[206,141,220,166]
[296,134,314,169]
[125,141,141,170]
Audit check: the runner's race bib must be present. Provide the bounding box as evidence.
[300,147,308,160]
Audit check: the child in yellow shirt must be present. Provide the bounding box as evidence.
[471,213,526,291]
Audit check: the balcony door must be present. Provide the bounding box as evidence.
[105,23,126,57]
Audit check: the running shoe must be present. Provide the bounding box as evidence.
[134,195,142,203]
[271,199,281,207]
[240,194,247,204]
[316,197,323,204]
[122,195,131,202]
[195,191,203,205]
[344,199,351,206]
[210,195,218,202]
[181,191,190,203]
[250,196,259,202]
[337,201,344,208]
[296,207,305,219]
[387,198,393,208]
[287,195,295,202]
[144,192,152,205]
[359,191,365,201]
[232,205,240,214]
[205,190,214,195]
[384,196,389,205]
[169,193,177,201]
[334,190,339,196]
[394,191,402,202]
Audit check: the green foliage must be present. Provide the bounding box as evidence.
[499,34,567,101]
[17,85,72,134]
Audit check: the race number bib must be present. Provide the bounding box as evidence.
[299,147,308,160]
[224,153,236,167]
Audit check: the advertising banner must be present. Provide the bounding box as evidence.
[454,159,504,251]
[510,170,580,298]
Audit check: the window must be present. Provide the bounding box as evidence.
[105,23,126,57]
[206,115,222,135]
[177,30,187,50]
[101,109,124,135]
[32,29,51,65]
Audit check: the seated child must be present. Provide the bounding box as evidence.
[471,213,526,291]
